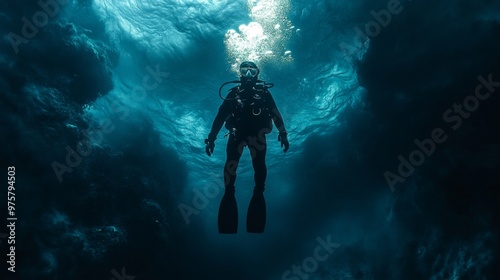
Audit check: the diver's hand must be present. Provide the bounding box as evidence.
[278,131,289,153]
[205,138,215,156]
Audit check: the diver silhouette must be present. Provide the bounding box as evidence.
[205,61,289,234]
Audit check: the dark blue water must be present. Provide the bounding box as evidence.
[1,0,499,279]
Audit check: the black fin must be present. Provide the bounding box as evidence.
[246,191,266,233]
[218,190,238,234]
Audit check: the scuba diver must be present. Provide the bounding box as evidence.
[205,61,289,234]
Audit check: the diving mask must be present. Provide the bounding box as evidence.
[240,67,259,77]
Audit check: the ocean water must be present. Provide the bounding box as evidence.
[1,0,499,279]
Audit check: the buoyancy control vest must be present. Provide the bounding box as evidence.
[220,81,274,135]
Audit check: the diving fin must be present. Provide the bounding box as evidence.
[246,190,266,233]
[218,188,238,234]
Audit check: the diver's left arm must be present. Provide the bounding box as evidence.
[267,91,289,152]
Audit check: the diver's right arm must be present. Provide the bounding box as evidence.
[208,106,227,141]
[205,92,234,156]
[205,108,224,156]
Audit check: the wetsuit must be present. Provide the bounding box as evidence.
[207,85,286,194]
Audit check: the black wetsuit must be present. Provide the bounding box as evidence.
[208,85,286,194]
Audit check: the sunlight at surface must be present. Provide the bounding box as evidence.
[224,0,296,73]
